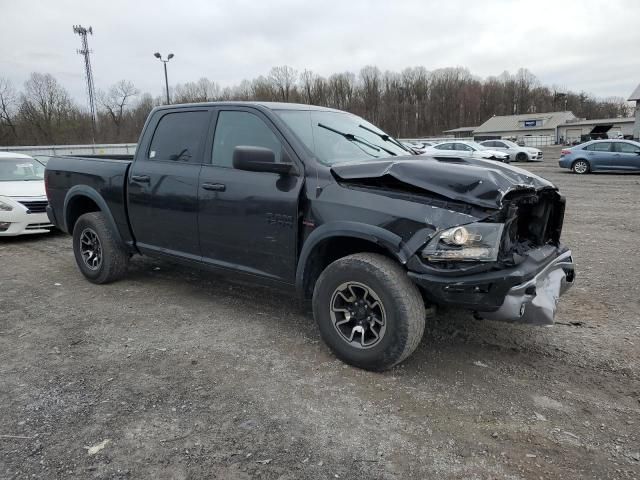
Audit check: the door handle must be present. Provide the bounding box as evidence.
[131,175,150,183]
[202,183,226,192]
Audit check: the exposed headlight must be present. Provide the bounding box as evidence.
[422,223,504,262]
[0,198,14,212]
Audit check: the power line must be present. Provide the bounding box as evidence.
[73,25,97,143]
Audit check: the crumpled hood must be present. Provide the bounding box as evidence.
[331,156,556,210]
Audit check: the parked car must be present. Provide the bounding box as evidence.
[0,152,53,236]
[479,139,543,162]
[558,139,640,174]
[423,141,510,163]
[45,102,574,371]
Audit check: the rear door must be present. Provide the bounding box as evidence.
[127,108,212,260]
[197,107,303,283]
[584,142,614,170]
[613,141,640,170]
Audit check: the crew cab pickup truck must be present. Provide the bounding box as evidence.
[45,102,575,371]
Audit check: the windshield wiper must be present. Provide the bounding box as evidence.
[318,123,397,157]
[358,124,407,154]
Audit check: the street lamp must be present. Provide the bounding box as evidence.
[154,52,174,104]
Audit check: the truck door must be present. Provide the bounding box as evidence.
[127,108,212,260]
[197,108,303,283]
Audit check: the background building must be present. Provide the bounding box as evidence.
[557,117,636,144]
[472,111,577,145]
[630,83,640,140]
[442,126,477,138]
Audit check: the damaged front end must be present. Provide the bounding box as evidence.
[330,157,575,325]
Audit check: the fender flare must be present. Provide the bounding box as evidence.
[295,221,405,298]
[63,185,123,244]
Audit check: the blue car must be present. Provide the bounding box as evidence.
[559,139,640,174]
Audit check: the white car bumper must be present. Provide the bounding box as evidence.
[0,198,53,236]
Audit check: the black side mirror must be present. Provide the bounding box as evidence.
[232,146,293,175]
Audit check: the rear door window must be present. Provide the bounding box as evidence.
[434,143,453,150]
[148,111,210,163]
[585,142,612,152]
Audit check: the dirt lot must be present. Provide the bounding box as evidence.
[1,151,639,479]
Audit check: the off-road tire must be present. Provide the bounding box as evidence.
[312,253,426,371]
[72,212,129,284]
[516,152,528,162]
[571,159,590,174]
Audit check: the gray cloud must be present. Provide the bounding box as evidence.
[1,0,638,103]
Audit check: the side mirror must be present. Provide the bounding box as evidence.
[232,146,293,175]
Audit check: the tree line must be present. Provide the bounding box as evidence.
[0,66,631,146]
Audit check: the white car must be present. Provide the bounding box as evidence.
[0,152,53,236]
[423,140,510,163]
[479,139,543,162]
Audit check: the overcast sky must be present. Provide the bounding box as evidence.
[2,0,639,105]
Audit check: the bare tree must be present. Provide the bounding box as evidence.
[0,77,19,141]
[19,73,75,144]
[269,66,298,102]
[99,80,139,139]
[173,77,220,103]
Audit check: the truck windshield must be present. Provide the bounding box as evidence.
[0,158,45,181]
[276,110,409,165]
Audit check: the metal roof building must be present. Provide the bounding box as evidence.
[473,111,577,144]
[629,82,640,140]
[557,117,636,143]
[442,126,477,138]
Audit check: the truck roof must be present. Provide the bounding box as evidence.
[153,101,345,113]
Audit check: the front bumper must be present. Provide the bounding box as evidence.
[408,246,575,324]
[0,210,53,236]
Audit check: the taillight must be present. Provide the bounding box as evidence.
[44,173,49,198]
[560,149,571,157]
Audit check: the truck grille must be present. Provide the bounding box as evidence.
[499,191,565,262]
[18,200,48,213]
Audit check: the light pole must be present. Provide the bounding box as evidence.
[154,52,174,104]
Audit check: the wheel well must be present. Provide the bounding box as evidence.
[301,236,395,300]
[66,195,100,233]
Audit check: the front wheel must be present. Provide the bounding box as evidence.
[312,253,426,371]
[72,212,129,284]
[571,159,590,174]
[516,152,528,162]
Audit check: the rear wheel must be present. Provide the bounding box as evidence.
[312,253,426,371]
[72,212,129,284]
[571,159,590,174]
[516,152,528,162]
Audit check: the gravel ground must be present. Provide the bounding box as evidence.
[1,150,639,479]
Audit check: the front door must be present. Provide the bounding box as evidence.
[197,108,303,283]
[613,141,640,170]
[127,108,212,260]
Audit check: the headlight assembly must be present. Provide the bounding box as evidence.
[0,198,14,212]
[422,223,504,262]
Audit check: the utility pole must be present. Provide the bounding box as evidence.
[154,52,174,104]
[73,25,97,143]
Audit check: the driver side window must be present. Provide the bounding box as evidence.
[212,111,283,168]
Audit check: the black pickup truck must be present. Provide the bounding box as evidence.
[45,102,574,370]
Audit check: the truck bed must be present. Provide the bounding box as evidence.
[45,155,134,244]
